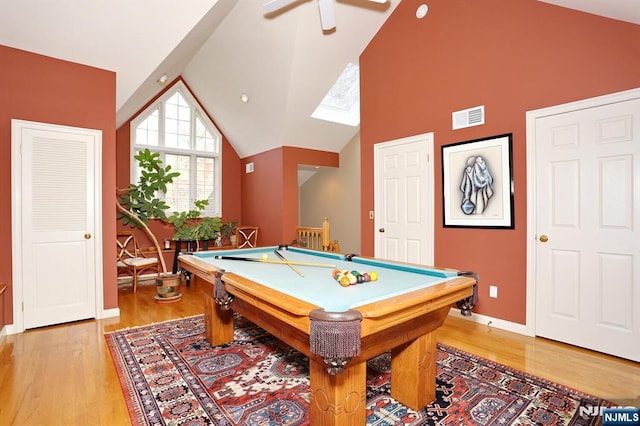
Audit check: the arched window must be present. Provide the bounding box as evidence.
[131,81,221,216]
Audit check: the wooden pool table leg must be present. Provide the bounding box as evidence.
[203,288,234,346]
[309,358,367,425]
[390,329,439,410]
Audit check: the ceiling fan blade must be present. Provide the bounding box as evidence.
[264,0,299,14]
[318,0,336,30]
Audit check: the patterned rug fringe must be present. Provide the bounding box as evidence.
[104,314,203,335]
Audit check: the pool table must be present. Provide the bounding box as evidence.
[178,245,477,425]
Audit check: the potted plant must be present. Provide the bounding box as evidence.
[116,148,182,299]
[198,215,223,245]
[220,220,238,247]
[167,200,222,250]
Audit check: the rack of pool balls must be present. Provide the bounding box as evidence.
[332,269,378,287]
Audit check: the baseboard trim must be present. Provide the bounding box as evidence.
[100,307,120,319]
[4,307,121,336]
[448,309,529,336]
[5,324,21,335]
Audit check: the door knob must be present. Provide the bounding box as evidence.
[539,234,548,243]
[379,228,385,233]
[84,233,92,240]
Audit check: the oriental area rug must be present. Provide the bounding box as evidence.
[105,315,611,425]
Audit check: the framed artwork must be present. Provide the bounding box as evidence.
[442,133,514,229]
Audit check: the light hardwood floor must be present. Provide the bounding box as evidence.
[0,282,638,425]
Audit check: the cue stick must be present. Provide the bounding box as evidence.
[273,250,304,277]
[212,255,336,268]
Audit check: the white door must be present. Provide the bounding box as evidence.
[531,95,640,361]
[12,120,102,330]
[374,133,434,265]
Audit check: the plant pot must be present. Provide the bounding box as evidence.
[230,235,237,248]
[155,273,182,303]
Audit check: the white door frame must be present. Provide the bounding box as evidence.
[10,119,104,334]
[525,87,640,336]
[373,132,434,264]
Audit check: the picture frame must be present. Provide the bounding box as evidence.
[442,133,514,229]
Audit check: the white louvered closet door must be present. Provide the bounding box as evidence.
[13,120,102,329]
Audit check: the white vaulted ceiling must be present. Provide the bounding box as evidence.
[0,0,637,158]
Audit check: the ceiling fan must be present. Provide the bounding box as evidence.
[264,0,388,31]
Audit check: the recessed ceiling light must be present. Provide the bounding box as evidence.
[240,93,249,103]
[157,74,168,84]
[416,4,428,19]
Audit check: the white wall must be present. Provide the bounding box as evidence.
[299,133,361,254]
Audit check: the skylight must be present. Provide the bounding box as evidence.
[311,62,360,127]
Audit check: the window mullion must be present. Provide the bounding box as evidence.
[189,107,196,210]
[158,152,167,203]
[190,154,197,209]
[191,100,197,151]
[131,81,221,215]
[159,101,165,148]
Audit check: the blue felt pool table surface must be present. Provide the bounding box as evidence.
[187,246,459,312]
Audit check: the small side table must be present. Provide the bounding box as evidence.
[171,240,219,276]
[172,241,235,286]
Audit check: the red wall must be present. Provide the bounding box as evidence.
[241,147,339,245]
[0,45,117,326]
[359,0,640,324]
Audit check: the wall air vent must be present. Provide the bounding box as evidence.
[452,105,485,130]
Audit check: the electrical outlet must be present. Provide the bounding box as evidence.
[489,285,498,298]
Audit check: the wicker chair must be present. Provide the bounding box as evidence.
[116,231,160,292]
[235,226,259,248]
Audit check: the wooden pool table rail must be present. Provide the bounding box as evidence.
[178,253,475,338]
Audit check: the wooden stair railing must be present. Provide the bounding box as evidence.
[296,217,340,252]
